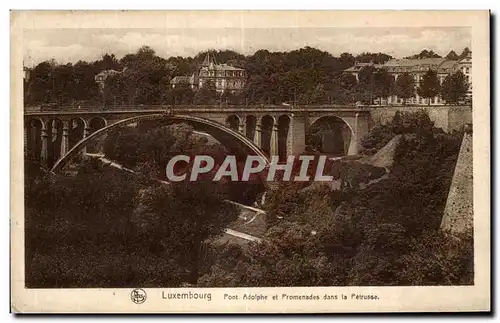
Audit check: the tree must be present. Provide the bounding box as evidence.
[107,47,173,105]
[357,66,376,104]
[373,68,394,104]
[404,50,442,59]
[445,50,460,60]
[440,71,469,104]
[331,73,358,104]
[137,45,156,58]
[133,181,238,284]
[26,61,54,104]
[98,53,121,71]
[194,80,217,105]
[459,47,471,59]
[355,52,393,64]
[393,72,415,105]
[168,83,195,105]
[73,60,100,104]
[417,69,441,105]
[339,52,355,70]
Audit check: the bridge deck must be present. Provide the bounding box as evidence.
[24,105,377,116]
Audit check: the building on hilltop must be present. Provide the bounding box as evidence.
[457,53,472,99]
[170,74,197,89]
[95,69,122,92]
[344,54,472,105]
[170,52,246,94]
[343,62,384,79]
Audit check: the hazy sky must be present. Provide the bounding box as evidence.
[23,27,471,66]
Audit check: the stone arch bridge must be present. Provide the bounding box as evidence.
[24,105,374,171]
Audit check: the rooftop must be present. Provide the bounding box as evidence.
[170,75,194,84]
[344,62,384,72]
[344,57,465,74]
[383,58,447,67]
[201,63,245,71]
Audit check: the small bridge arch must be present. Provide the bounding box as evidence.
[308,115,355,156]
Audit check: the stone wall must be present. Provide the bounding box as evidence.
[369,105,472,133]
[440,131,473,235]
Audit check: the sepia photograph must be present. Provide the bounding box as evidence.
[10,10,490,313]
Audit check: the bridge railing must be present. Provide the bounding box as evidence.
[24,103,472,113]
[25,103,365,112]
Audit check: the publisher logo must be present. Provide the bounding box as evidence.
[131,288,147,304]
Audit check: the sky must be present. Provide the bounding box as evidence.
[23,27,471,66]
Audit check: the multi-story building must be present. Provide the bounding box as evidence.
[170,53,246,94]
[344,62,384,81]
[94,69,121,92]
[344,54,472,105]
[457,54,472,99]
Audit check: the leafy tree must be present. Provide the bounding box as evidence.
[404,49,442,59]
[73,60,100,103]
[26,61,54,104]
[356,66,376,104]
[24,46,399,107]
[359,124,395,155]
[393,72,415,105]
[445,50,460,60]
[373,68,394,104]
[97,53,121,71]
[355,52,393,64]
[309,84,328,104]
[440,71,469,104]
[168,83,195,105]
[331,73,358,104]
[104,47,173,105]
[339,52,355,70]
[137,45,156,59]
[417,69,441,105]
[194,79,217,105]
[459,47,472,59]
[391,109,435,135]
[103,123,200,173]
[133,181,238,283]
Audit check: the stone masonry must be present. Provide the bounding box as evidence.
[440,128,473,235]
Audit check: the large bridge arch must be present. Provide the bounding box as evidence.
[51,113,269,173]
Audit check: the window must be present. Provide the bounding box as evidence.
[466,67,470,73]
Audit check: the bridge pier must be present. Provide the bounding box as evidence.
[40,127,48,168]
[270,124,278,157]
[346,112,370,155]
[61,121,70,156]
[81,127,90,160]
[254,122,262,147]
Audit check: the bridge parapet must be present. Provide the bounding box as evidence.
[25,105,378,116]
